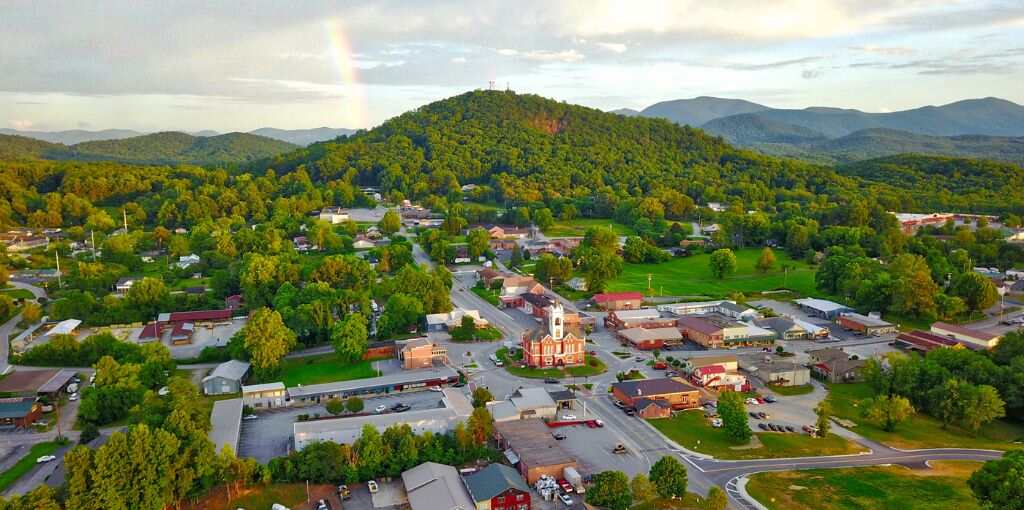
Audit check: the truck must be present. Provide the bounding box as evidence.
[563,466,585,494]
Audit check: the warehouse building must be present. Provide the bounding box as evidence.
[836,313,897,336]
[494,419,577,484]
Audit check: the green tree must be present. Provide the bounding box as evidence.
[466,227,490,259]
[20,302,43,326]
[346,397,364,414]
[241,308,297,378]
[467,406,493,446]
[510,244,523,268]
[325,398,345,416]
[968,449,1024,510]
[755,247,776,273]
[961,384,1005,433]
[952,272,999,312]
[534,208,555,230]
[588,470,633,510]
[718,391,750,443]
[862,394,914,432]
[331,312,368,363]
[889,253,939,318]
[583,250,623,293]
[935,293,967,321]
[472,387,494,408]
[704,486,728,510]
[125,277,169,317]
[379,209,402,235]
[649,455,687,499]
[709,249,737,279]
[377,293,424,337]
[630,473,655,503]
[815,398,833,437]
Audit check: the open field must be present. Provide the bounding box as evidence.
[272,355,377,387]
[0,441,62,492]
[829,383,1024,450]
[544,218,636,237]
[608,248,817,298]
[768,384,815,396]
[746,460,983,510]
[188,483,311,510]
[649,410,865,460]
[496,347,607,379]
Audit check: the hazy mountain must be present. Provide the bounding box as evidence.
[65,131,298,165]
[638,97,770,126]
[0,128,142,145]
[703,113,826,145]
[609,108,640,117]
[0,134,67,160]
[250,127,355,145]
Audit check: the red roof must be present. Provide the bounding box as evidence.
[139,322,161,340]
[593,292,644,303]
[694,365,725,377]
[168,309,232,322]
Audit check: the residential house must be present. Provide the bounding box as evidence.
[521,304,585,368]
[477,268,506,288]
[293,236,312,252]
[807,348,865,383]
[425,309,488,332]
[486,225,530,240]
[225,294,244,310]
[489,239,518,252]
[611,378,701,412]
[684,355,739,374]
[176,253,201,269]
[397,337,448,369]
[499,276,545,308]
[930,322,1002,350]
[463,463,532,510]
[353,237,375,250]
[201,360,251,395]
[115,277,139,295]
[566,277,587,291]
[0,397,42,428]
[402,462,475,510]
[592,291,644,311]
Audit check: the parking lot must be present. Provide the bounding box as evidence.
[744,381,827,433]
[238,390,453,463]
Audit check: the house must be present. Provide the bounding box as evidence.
[604,309,673,330]
[477,268,506,288]
[755,317,809,340]
[463,463,532,510]
[519,293,555,318]
[454,246,471,264]
[402,462,475,510]
[319,206,350,224]
[892,212,955,234]
[225,294,244,310]
[425,309,488,332]
[489,239,518,252]
[176,253,201,269]
[794,298,853,320]
[493,419,577,484]
[634,398,673,419]
[241,382,287,408]
[836,313,897,336]
[592,291,644,311]
[688,365,749,392]
[677,315,776,349]
[115,277,139,294]
[706,202,726,212]
[0,397,42,428]
[499,277,545,308]
[617,327,683,350]
[930,322,1002,350]
[520,304,586,368]
[611,378,701,411]
[566,277,587,291]
[353,237,375,250]
[486,225,530,240]
[397,337,448,369]
[807,348,865,383]
[293,236,312,252]
[201,360,251,395]
[742,358,811,387]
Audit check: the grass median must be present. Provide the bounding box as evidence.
[496,347,607,379]
[648,410,865,460]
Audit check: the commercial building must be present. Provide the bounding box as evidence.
[896,330,964,353]
[808,348,866,383]
[634,398,673,419]
[688,365,749,392]
[201,360,251,395]
[509,388,557,420]
[138,308,235,344]
[930,322,1002,350]
[755,317,810,340]
[0,397,42,428]
[741,358,810,387]
[286,366,459,404]
[0,369,77,398]
[684,355,738,374]
[494,419,577,484]
[294,389,473,450]
[521,304,586,368]
[499,277,545,308]
[425,309,489,332]
[676,314,776,348]
[657,300,758,321]
[519,293,555,318]
[403,462,475,510]
[617,327,683,350]
[836,313,897,336]
[208,398,243,454]
[592,291,645,311]
[241,382,287,408]
[397,337,449,369]
[319,206,350,224]
[794,298,853,320]
[604,309,671,330]
[463,463,532,510]
[611,378,701,411]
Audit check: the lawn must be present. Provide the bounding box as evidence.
[828,383,1024,450]
[471,285,500,306]
[544,218,636,237]
[496,347,607,379]
[188,483,309,510]
[607,248,817,298]
[628,493,706,509]
[0,441,63,492]
[768,384,815,396]
[272,355,378,387]
[0,288,35,301]
[746,461,983,510]
[648,410,865,460]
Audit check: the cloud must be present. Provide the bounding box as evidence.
[595,42,627,53]
[801,69,823,79]
[495,48,584,62]
[10,119,35,130]
[719,56,823,71]
[451,56,467,64]
[849,45,914,56]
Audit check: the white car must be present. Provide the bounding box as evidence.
[745,398,759,405]
[374,404,387,413]
[68,393,79,402]
[242,414,259,421]
[36,455,56,463]
[367,480,379,493]
[558,493,573,506]
[561,414,577,420]
[711,418,723,428]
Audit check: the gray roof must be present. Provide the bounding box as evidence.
[612,377,698,398]
[510,387,556,411]
[720,301,752,314]
[208,398,242,454]
[487,401,520,421]
[402,462,475,510]
[839,312,893,328]
[37,369,78,394]
[202,360,250,384]
[463,463,529,502]
[0,397,37,418]
[547,390,575,402]
[286,366,458,399]
[794,298,850,313]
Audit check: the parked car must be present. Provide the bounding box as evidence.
[749,411,759,419]
[374,404,387,413]
[785,425,796,433]
[745,398,759,405]
[36,455,56,463]
[757,412,768,419]
[315,499,331,510]
[557,479,574,493]
[391,403,411,412]
[68,393,78,402]
[710,418,723,428]
[634,356,644,362]
[544,378,560,384]
[367,480,379,493]
[562,414,577,420]
[624,408,636,416]
[613,400,626,408]
[758,423,768,430]
[558,493,574,506]
[337,484,351,500]
[552,431,567,440]
[593,419,605,428]
[242,414,258,421]
[763,395,777,403]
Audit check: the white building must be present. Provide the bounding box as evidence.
[319,207,350,224]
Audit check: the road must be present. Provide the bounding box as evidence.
[1,281,48,374]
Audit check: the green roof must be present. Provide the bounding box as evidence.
[463,463,529,502]
[0,397,37,419]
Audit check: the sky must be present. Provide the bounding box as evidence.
[2,0,1023,133]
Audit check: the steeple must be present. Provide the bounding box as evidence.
[548,302,564,340]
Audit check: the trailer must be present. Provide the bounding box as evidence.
[564,466,585,493]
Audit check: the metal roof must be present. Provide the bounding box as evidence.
[37,369,78,394]
[403,462,475,510]
[241,382,285,393]
[286,366,458,399]
[0,397,37,418]
[202,360,250,383]
[208,398,242,454]
[463,463,529,503]
[794,298,851,313]
[612,377,699,398]
[43,319,81,337]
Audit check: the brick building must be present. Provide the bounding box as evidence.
[592,291,645,311]
[521,304,586,368]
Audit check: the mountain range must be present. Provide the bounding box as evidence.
[617,96,1024,165]
[0,126,354,146]
[0,131,299,165]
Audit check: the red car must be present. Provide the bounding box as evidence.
[653,361,668,370]
[557,479,574,493]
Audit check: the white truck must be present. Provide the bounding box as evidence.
[563,466,585,494]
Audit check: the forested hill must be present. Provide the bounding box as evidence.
[261,90,859,213]
[0,131,298,166]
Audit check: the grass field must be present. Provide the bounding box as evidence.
[769,384,815,396]
[496,347,607,379]
[0,288,35,301]
[0,441,63,492]
[189,483,309,510]
[472,285,500,306]
[607,248,817,298]
[273,355,378,387]
[828,383,1024,450]
[746,461,983,510]
[649,410,865,460]
[544,218,636,237]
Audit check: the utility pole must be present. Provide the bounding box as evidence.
[91,230,97,261]
[55,251,62,289]
[647,273,652,293]
[122,208,128,234]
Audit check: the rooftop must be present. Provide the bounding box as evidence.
[494,419,575,467]
[610,309,663,321]
[686,354,738,368]
[619,327,683,342]
[286,366,458,399]
[0,369,61,394]
[593,291,644,303]
[241,382,286,393]
[203,360,251,383]
[839,312,893,328]
[403,462,475,510]
[510,387,556,411]
[0,397,37,419]
[931,322,1002,342]
[794,298,851,313]
[37,369,78,394]
[42,319,81,337]
[463,463,530,503]
[208,398,243,454]
[612,377,699,397]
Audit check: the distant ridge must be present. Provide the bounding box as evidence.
[1,126,356,147]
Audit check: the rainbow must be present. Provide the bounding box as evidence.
[324,19,369,129]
